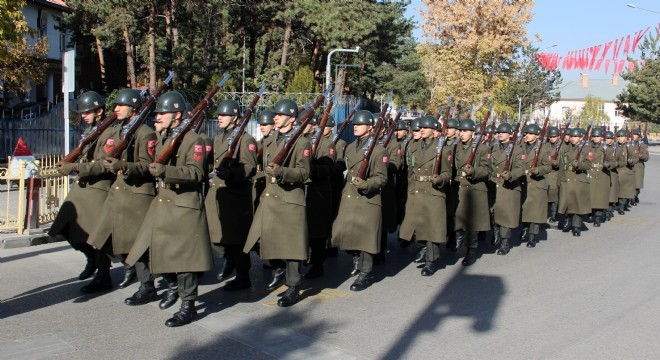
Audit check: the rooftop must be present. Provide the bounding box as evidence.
[558,77,629,102]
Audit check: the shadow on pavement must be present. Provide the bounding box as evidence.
[0,242,68,263]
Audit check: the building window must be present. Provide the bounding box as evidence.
[60,32,67,52]
[598,104,605,113]
[615,109,623,117]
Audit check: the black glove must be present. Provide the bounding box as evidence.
[56,162,79,176]
[501,171,512,181]
[215,166,232,180]
[265,163,283,178]
[148,163,165,178]
[103,157,127,173]
[352,177,369,190]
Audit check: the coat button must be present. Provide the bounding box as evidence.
[115,186,119,190]
[265,193,270,197]
[347,195,351,198]
[158,199,162,202]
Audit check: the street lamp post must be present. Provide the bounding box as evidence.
[326,46,360,90]
[626,4,660,14]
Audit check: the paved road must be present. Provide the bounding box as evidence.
[1,153,659,359]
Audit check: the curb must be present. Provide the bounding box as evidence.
[1,234,51,249]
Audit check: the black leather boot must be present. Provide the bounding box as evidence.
[78,256,97,281]
[520,227,528,241]
[561,217,571,232]
[118,265,136,289]
[80,270,113,293]
[453,230,465,252]
[526,234,536,248]
[496,238,510,255]
[413,246,427,263]
[350,272,372,291]
[491,225,501,247]
[217,257,235,280]
[462,249,477,266]
[165,300,196,327]
[421,261,437,276]
[125,283,158,306]
[593,215,602,227]
[572,227,581,237]
[159,288,179,310]
[266,268,286,291]
[224,276,251,291]
[277,286,300,307]
[350,255,360,277]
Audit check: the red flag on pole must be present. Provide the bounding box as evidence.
[605,59,611,73]
[13,137,33,157]
[623,35,631,56]
[632,27,650,52]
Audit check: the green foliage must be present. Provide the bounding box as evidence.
[577,95,609,125]
[617,30,659,123]
[286,67,318,93]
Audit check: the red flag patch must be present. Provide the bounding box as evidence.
[248,144,256,152]
[147,140,156,157]
[194,145,203,153]
[588,152,594,161]
[447,155,452,161]
[487,153,491,159]
[383,156,388,163]
[206,145,212,152]
[104,138,115,154]
[521,154,526,160]
[397,149,402,156]
[304,149,310,157]
[330,148,335,155]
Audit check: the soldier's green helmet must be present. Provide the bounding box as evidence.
[569,128,582,137]
[591,128,604,137]
[273,99,298,117]
[352,110,374,125]
[523,124,542,135]
[114,88,142,108]
[410,118,422,131]
[395,120,407,130]
[296,113,318,126]
[77,91,105,113]
[215,99,241,116]
[446,118,460,129]
[257,110,275,125]
[324,115,336,127]
[154,90,186,113]
[547,126,560,137]
[419,116,437,129]
[496,123,514,134]
[616,129,627,137]
[632,128,641,135]
[457,119,476,131]
[605,131,614,139]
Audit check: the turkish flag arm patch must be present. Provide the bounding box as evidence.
[147,140,156,157]
[382,156,389,163]
[193,144,203,161]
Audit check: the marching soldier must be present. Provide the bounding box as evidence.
[126,90,213,327]
[586,128,610,227]
[244,99,310,307]
[331,110,388,291]
[253,110,276,211]
[399,116,451,275]
[451,119,490,265]
[631,129,649,205]
[604,131,619,219]
[558,128,592,236]
[303,114,336,279]
[52,91,116,292]
[394,120,410,232]
[206,100,258,291]
[328,115,347,257]
[518,124,552,247]
[545,126,561,223]
[377,115,402,264]
[488,123,524,255]
[85,88,157,294]
[443,118,460,251]
[615,129,637,213]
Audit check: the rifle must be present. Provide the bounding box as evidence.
[551,121,571,160]
[216,84,266,169]
[311,95,335,158]
[464,103,493,168]
[643,122,649,145]
[382,108,404,148]
[270,87,332,166]
[155,74,230,164]
[432,99,454,175]
[332,102,360,145]
[355,92,393,180]
[516,114,529,146]
[61,88,149,163]
[531,110,551,168]
[574,122,593,162]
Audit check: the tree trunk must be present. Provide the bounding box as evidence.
[310,38,321,71]
[122,24,136,88]
[259,18,275,75]
[279,18,292,79]
[94,35,106,92]
[147,1,157,90]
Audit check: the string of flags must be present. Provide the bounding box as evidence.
[535,23,659,74]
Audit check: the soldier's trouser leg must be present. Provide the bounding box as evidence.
[548,202,558,221]
[309,237,326,266]
[71,242,95,261]
[466,231,479,250]
[95,249,111,277]
[593,210,604,226]
[176,272,198,301]
[226,244,251,281]
[499,226,512,240]
[571,214,582,229]
[358,252,373,274]
[527,223,540,235]
[618,198,628,213]
[425,242,440,262]
[162,273,178,292]
[285,260,302,287]
[135,251,155,284]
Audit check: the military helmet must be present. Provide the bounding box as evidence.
[295,113,318,126]
[77,91,105,113]
[591,128,604,137]
[547,126,560,137]
[577,127,586,136]
[496,123,514,134]
[273,99,298,117]
[569,128,582,137]
[184,102,193,118]
[523,124,542,135]
[418,116,437,129]
[153,91,185,113]
[325,115,336,127]
[395,120,407,130]
[352,110,374,125]
[410,118,422,131]
[446,118,460,129]
[257,110,275,125]
[215,99,240,116]
[114,88,141,108]
[605,130,614,139]
[616,129,627,137]
[457,119,476,131]
[632,128,641,135]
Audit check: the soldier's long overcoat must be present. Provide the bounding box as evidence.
[558,142,592,215]
[380,139,401,233]
[616,143,636,199]
[306,134,336,239]
[634,142,649,189]
[586,142,610,210]
[606,144,619,203]
[545,141,561,203]
[517,142,552,224]
[452,139,491,232]
[489,140,525,229]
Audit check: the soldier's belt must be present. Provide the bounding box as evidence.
[414,175,431,182]
[592,164,603,168]
[159,181,197,190]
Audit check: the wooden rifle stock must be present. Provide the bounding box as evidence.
[574,122,593,162]
[217,84,266,169]
[61,112,118,163]
[355,93,393,180]
[432,100,454,175]
[531,111,551,168]
[270,87,332,166]
[155,74,230,164]
[552,121,571,160]
[465,104,493,167]
[311,95,335,158]
[382,108,404,148]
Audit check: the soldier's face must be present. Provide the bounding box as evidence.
[396,129,407,139]
[525,133,538,143]
[459,130,474,142]
[274,114,290,129]
[412,129,421,140]
[592,136,602,144]
[497,132,510,142]
[617,137,627,144]
[549,135,559,144]
[564,135,571,143]
[303,123,315,134]
[114,104,133,120]
[420,127,434,139]
[154,112,176,133]
[81,108,103,125]
[447,128,457,138]
[217,114,235,129]
[323,126,333,136]
[633,134,640,141]
[354,124,370,138]
[433,130,441,138]
[606,138,614,145]
[260,124,273,137]
[570,136,581,145]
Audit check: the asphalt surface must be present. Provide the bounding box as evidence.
[1,151,659,360]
